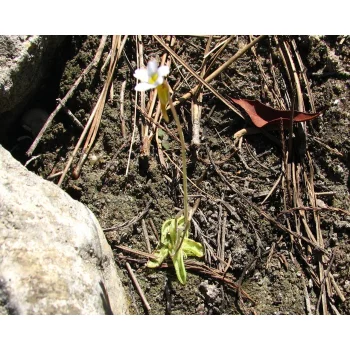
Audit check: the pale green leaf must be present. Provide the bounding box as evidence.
[146,246,169,268]
[182,238,204,258]
[160,218,173,245]
[171,249,187,285]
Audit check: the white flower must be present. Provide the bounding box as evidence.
[134,60,169,91]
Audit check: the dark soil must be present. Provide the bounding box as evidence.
[5,35,350,314]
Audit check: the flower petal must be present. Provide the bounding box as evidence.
[154,75,164,87]
[135,82,155,91]
[158,65,169,77]
[147,60,159,76]
[133,68,149,82]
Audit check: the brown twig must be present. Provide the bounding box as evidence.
[191,36,212,146]
[278,205,350,217]
[148,218,159,242]
[307,152,328,314]
[217,199,223,270]
[116,245,255,303]
[126,89,138,176]
[141,219,152,254]
[115,245,157,260]
[310,136,343,157]
[261,174,282,205]
[204,35,236,75]
[249,35,285,109]
[220,210,227,271]
[328,272,346,303]
[301,274,312,315]
[125,262,151,313]
[56,98,84,130]
[291,39,316,112]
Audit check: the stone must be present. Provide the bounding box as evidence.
[0,145,129,314]
[0,35,65,114]
[0,35,65,144]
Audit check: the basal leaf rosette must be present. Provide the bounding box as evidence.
[147,216,204,284]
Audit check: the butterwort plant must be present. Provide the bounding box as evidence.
[134,60,204,284]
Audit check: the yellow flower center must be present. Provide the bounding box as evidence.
[149,72,158,85]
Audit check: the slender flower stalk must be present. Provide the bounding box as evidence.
[164,81,189,252]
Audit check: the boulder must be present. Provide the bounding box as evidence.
[0,35,65,144]
[0,145,129,314]
[0,35,65,114]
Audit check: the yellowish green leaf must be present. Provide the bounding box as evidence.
[146,246,169,268]
[171,249,187,285]
[182,239,204,258]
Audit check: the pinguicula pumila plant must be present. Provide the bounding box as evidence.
[134,60,204,284]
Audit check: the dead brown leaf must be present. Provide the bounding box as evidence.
[231,98,322,128]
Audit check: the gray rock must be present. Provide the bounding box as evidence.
[0,35,65,114]
[0,35,65,144]
[0,145,129,314]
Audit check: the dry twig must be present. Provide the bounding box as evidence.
[126,262,151,313]
[141,219,152,254]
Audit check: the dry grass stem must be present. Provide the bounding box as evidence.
[191,36,212,146]
[119,80,127,138]
[203,36,232,59]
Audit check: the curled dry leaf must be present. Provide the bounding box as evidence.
[231,98,322,128]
